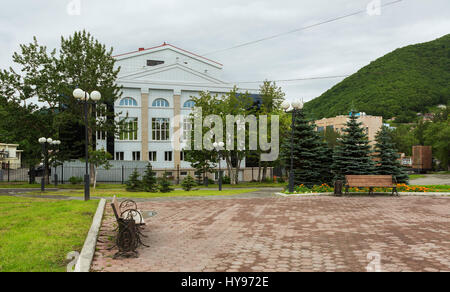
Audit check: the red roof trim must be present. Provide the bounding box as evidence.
[113,43,223,66]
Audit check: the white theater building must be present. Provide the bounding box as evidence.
[97,43,258,177]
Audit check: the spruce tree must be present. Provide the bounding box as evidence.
[282,109,333,187]
[374,126,409,183]
[181,175,196,191]
[332,113,375,181]
[141,163,158,192]
[158,172,173,193]
[126,169,142,192]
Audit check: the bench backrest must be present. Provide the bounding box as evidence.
[345,175,395,187]
[111,195,120,221]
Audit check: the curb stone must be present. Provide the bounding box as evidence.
[74,198,106,272]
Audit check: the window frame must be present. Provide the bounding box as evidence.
[183,100,196,108]
[165,151,173,162]
[152,98,170,108]
[119,97,138,107]
[119,117,139,141]
[152,118,170,141]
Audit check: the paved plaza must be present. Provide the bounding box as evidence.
[92,195,450,272]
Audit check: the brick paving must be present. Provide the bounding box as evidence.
[91,196,450,272]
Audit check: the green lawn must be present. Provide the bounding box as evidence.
[0,196,98,272]
[28,188,260,198]
[409,174,426,180]
[0,182,284,189]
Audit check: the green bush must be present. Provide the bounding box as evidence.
[277,176,286,183]
[181,175,196,191]
[141,163,158,192]
[222,175,231,184]
[158,172,173,193]
[125,169,142,192]
[68,176,83,185]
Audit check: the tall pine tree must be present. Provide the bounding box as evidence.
[282,109,333,187]
[332,113,375,181]
[374,126,409,183]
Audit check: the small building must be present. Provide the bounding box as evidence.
[0,143,23,169]
[314,112,383,144]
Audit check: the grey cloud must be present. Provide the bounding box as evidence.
[1,0,449,103]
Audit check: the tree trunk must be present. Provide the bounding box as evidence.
[262,166,267,182]
[257,158,262,182]
[93,168,97,189]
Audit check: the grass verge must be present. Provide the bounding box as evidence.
[27,188,260,198]
[0,196,98,272]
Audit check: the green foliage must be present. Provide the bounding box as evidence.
[332,113,375,181]
[374,126,409,183]
[0,30,123,164]
[304,34,450,122]
[141,163,158,193]
[282,109,333,187]
[181,175,196,191]
[158,172,173,193]
[125,169,141,192]
[222,175,231,184]
[68,176,83,185]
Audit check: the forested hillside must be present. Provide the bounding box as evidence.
[304,34,450,122]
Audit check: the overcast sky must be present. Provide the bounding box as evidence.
[0,0,449,103]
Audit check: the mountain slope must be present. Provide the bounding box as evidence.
[304,34,450,122]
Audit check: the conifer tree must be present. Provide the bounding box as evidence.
[181,175,196,191]
[332,113,375,181]
[282,109,333,187]
[158,172,173,193]
[126,169,142,192]
[374,126,409,183]
[141,163,158,192]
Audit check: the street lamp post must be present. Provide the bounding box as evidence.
[213,142,225,191]
[51,140,61,186]
[73,88,102,201]
[38,138,61,192]
[281,100,304,193]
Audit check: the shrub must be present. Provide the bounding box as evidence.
[141,163,158,192]
[126,169,142,192]
[159,172,173,193]
[277,176,286,184]
[181,175,196,191]
[69,176,83,185]
[222,175,231,184]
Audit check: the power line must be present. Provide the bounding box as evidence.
[229,74,350,84]
[201,0,403,56]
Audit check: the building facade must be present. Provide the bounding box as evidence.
[96,43,259,178]
[0,143,23,169]
[314,112,383,144]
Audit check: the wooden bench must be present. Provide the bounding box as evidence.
[110,196,148,258]
[345,175,399,196]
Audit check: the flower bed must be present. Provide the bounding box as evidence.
[285,183,450,194]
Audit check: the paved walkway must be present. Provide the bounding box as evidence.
[92,196,450,272]
[411,174,450,186]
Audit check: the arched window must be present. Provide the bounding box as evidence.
[152,98,169,107]
[119,97,138,106]
[183,100,196,108]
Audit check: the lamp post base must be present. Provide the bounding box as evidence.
[219,171,223,191]
[288,172,294,193]
[84,174,90,201]
[41,177,45,192]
